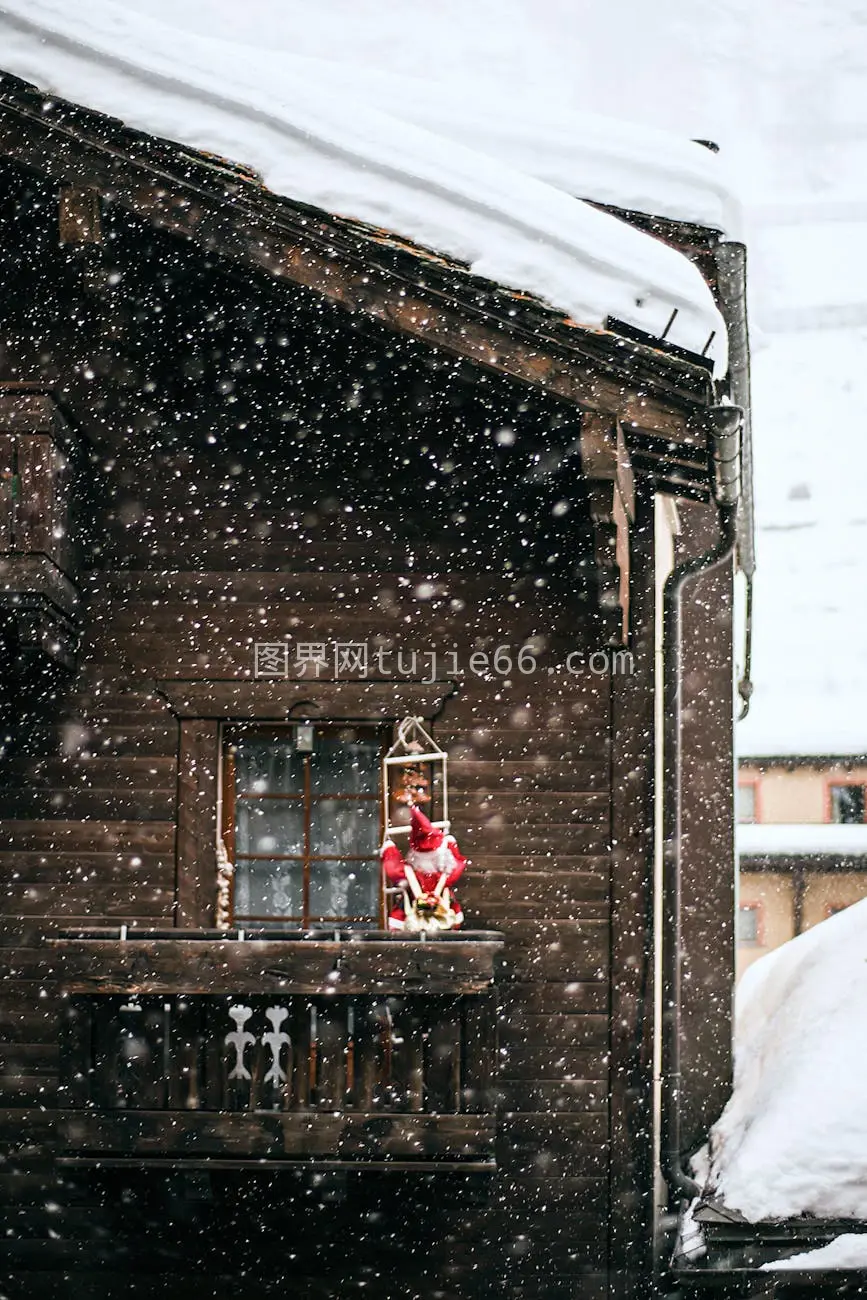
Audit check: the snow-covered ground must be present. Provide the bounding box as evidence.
[705,896,867,1221]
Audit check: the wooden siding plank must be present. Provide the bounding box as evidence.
[0,821,176,854]
[0,884,173,918]
[52,1110,495,1161]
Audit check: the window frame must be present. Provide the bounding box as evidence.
[825,777,867,825]
[221,722,387,928]
[736,774,761,825]
[735,900,764,947]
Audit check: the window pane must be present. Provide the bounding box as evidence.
[737,783,756,824]
[235,799,305,856]
[736,906,759,944]
[234,860,303,920]
[310,735,380,796]
[309,858,380,921]
[311,799,378,856]
[830,784,865,824]
[234,739,303,796]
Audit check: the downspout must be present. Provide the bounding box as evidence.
[661,404,742,1203]
[714,242,755,721]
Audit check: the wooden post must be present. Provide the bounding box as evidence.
[677,499,736,1154]
[461,994,497,1114]
[581,412,635,646]
[0,433,14,550]
[608,488,656,1296]
[58,185,103,246]
[176,719,219,927]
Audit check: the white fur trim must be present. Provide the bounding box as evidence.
[406,844,452,872]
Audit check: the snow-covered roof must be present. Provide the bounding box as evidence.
[739,823,867,858]
[0,0,728,371]
[762,1235,867,1271]
[737,324,867,759]
[305,67,741,235]
[704,896,867,1220]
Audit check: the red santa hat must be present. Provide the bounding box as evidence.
[409,806,444,853]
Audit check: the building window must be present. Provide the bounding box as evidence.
[736,903,762,946]
[737,781,758,824]
[222,725,383,927]
[829,783,866,824]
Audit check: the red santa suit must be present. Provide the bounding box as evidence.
[382,806,466,931]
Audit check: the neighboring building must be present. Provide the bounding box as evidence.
[0,23,750,1300]
[737,759,867,977]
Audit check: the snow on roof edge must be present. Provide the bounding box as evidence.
[0,0,728,372]
[738,823,867,857]
[288,57,743,236]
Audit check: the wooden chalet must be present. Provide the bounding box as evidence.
[0,69,750,1300]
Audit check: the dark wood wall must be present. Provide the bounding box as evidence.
[0,158,715,1299]
[677,501,736,1151]
[0,171,645,1299]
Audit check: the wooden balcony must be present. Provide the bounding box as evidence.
[52,929,503,1172]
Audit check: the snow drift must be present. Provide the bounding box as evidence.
[0,0,727,368]
[706,896,867,1221]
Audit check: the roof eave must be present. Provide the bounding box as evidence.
[0,69,718,454]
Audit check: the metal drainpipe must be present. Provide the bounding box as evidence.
[714,241,755,721]
[661,404,742,1204]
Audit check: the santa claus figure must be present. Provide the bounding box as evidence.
[381,806,466,932]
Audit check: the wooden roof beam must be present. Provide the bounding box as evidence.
[0,92,715,447]
[58,183,102,246]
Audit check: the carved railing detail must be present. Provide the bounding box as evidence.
[62,992,496,1117]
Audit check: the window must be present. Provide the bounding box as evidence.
[736,903,761,946]
[829,783,866,824]
[737,781,758,824]
[223,725,384,927]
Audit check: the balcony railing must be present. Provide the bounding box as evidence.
[52,930,502,1171]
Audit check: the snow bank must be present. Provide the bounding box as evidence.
[0,0,727,368]
[739,823,867,857]
[706,897,867,1220]
[762,1234,867,1270]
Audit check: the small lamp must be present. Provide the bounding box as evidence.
[294,724,315,753]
